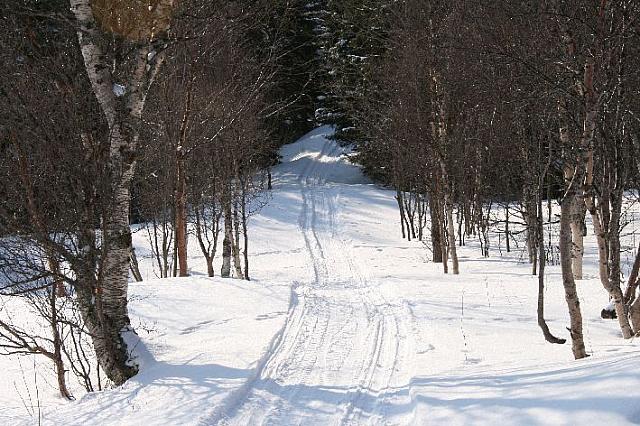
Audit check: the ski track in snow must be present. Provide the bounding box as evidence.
[209,129,415,426]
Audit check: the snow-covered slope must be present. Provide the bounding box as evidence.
[3,126,640,425]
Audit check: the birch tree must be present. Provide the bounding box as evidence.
[551,0,635,340]
[0,1,116,393]
[69,0,175,384]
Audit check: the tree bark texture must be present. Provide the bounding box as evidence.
[537,189,566,345]
[560,193,588,359]
[221,187,233,278]
[444,191,459,275]
[232,201,243,278]
[70,0,166,384]
[623,241,640,305]
[430,196,443,263]
[175,151,189,277]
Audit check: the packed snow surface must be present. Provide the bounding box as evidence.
[3,126,640,425]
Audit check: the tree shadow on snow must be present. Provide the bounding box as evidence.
[229,358,640,424]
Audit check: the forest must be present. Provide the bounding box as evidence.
[1,1,640,424]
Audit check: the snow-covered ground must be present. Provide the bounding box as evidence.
[2,126,640,425]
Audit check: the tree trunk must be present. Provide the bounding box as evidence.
[405,194,417,240]
[417,193,425,241]
[172,223,178,278]
[559,111,585,280]
[175,152,189,277]
[522,192,537,267]
[560,193,588,359]
[241,185,250,281]
[569,196,585,280]
[162,218,172,278]
[537,191,566,345]
[396,190,407,239]
[194,207,216,278]
[221,188,233,278]
[481,211,490,258]
[623,241,640,305]
[505,203,511,253]
[535,142,565,345]
[129,247,144,282]
[444,190,459,275]
[430,196,443,263]
[98,185,141,384]
[70,0,166,384]
[232,201,243,278]
[630,297,640,334]
[438,196,449,274]
[50,288,73,400]
[608,191,623,294]
[585,155,633,338]
[174,76,193,278]
[464,200,473,237]
[525,200,538,275]
[149,219,164,277]
[528,193,538,275]
[581,55,633,338]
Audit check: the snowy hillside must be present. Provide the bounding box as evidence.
[3,127,640,425]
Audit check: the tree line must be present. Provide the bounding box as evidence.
[331,0,640,357]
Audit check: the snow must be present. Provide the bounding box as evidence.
[2,126,640,425]
[112,83,126,97]
[1,277,289,425]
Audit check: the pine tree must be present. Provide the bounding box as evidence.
[318,0,393,144]
[253,1,324,149]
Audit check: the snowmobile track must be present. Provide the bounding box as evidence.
[212,130,414,426]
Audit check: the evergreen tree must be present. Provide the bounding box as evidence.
[255,1,324,149]
[318,0,393,144]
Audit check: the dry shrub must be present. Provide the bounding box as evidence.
[91,0,176,41]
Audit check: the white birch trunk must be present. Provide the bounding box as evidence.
[444,191,459,275]
[70,0,165,385]
[579,57,633,338]
[569,198,585,280]
[560,191,588,359]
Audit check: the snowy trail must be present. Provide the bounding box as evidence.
[10,126,640,425]
[216,128,415,425]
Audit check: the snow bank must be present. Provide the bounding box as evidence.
[3,277,289,426]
